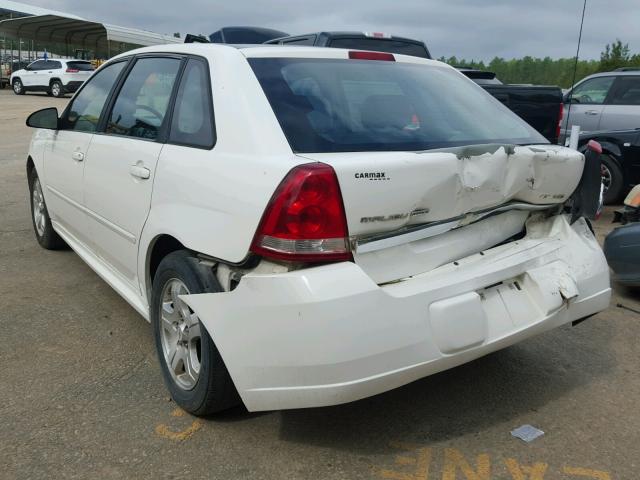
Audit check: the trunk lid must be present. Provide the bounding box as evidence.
[299,143,584,282]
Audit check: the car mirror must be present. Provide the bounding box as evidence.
[26,107,59,130]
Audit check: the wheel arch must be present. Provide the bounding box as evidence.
[49,77,62,86]
[145,234,187,300]
[26,155,36,182]
[579,138,623,159]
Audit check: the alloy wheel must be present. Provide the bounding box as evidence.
[601,163,612,194]
[32,178,46,237]
[159,278,202,390]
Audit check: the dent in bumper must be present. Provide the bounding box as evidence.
[181,215,611,411]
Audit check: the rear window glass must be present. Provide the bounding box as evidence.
[249,58,547,153]
[328,38,429,59]
[66,61,94,71]
[221,28,279,44]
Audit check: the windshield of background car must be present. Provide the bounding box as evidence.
[249,58,547,153]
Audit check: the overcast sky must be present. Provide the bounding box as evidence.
[22,0,640,61]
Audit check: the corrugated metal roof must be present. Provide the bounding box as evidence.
[0,0,84,19]
[0,14,181,57]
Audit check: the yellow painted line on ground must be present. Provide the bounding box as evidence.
[504,458,548,480]
[562,467,611,479]
[374,442,613,479]
[155,407,202,441]
[442,448,490,480]
[377,441,432,480]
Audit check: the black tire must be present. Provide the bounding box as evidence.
[151,250,240,416]
[28,172,66,250]
[601,154,625,205]
[50,80,64,98]
[12,78,24,95]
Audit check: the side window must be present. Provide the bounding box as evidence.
[168,59,215,148]
[571,77,615,104]
[28,60,46,71]
[106,57,181,140]
[283,37,315,45]
[64,61,126,132]
[609,77,640,105]
[45,61,61,70]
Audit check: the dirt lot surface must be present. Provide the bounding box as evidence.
[1,89,639,479]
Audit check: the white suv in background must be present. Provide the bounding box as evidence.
[24,44,610,415]
[11,58,94,97]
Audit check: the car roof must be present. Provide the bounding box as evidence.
[31,58,89,63]
[270,31,425,43]
[581,70,640,79]
[108,43,437,65]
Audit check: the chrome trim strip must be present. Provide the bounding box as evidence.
[354,202,554,254]
[46,185,137,245]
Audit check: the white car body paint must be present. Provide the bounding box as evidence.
[182,215,610,411]
[26,44,611,411]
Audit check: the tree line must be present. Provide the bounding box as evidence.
[438,40,640,88]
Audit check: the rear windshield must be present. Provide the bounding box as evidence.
[249,58,547,153]
[328,38,430,59]
[66,61,94,71]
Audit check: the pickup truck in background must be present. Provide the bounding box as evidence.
[265,31,432,59]
[457,68,564,144]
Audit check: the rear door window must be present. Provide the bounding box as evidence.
[609,76,640,105]
[105,57,181,140]
[571,77,615,104]
[64,61,126,132]
[45,61,62,69]
[168,58,216,148]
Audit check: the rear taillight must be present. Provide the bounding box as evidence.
[556,103,564,142]
[65,68,79,73]
[251,163,351,262]
[348,51,395,61]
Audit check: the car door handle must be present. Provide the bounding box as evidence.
[71,151,84,162]
[585,110,599,115]
[130,164,150,179]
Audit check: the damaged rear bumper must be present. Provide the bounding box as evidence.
[181,214,610,412]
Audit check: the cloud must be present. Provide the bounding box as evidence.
[17,0,640,61]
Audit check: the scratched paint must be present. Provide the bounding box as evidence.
[376,442,612,480]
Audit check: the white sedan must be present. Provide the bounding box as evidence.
[24,44,610,414]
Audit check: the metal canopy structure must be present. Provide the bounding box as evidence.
[0,14,181,58]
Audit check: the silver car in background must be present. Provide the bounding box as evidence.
[561,69,640,140]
